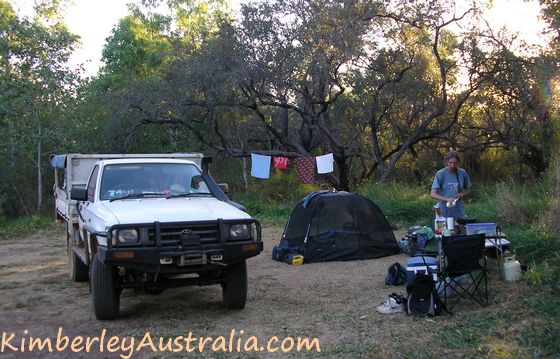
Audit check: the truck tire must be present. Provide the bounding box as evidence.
[91,253,120,320]
[222,260,247,309]
[69,245,89,282]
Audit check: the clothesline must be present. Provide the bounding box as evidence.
[250,153,334,183]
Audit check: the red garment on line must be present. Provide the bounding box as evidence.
[273,156,289,170]
[296,157,315,184]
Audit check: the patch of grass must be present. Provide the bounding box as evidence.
[467,177,560,293]
[232,193,294,222]
[0,215,57,239]
[319,340,379,358]
[231,171,320,222]
[475,179,553,226]
[509,225,560,265]
[430,289,560,358]
[518,296,560,356]
[360,182,433,227]
[500,222,560,295]
[438,313,499,349]
[249,170,321,203]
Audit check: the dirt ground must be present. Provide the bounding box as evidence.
[0,225,528,358]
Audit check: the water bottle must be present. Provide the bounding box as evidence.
[503,255,521,282]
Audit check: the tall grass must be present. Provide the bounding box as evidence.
[471,177,560,295]
[471,178,553,225]
[0,215,57,239]
[359,182,434,228]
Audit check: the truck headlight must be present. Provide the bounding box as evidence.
[229,224,250,240]
[114,229,139,245]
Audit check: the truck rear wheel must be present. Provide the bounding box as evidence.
[222,260,247,309]
[69,244,89,282]
[91,253,120,320]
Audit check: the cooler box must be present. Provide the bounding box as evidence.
[406,256,438,286]
[466,223,497,236]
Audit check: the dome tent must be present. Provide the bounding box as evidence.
[277,191,399,263]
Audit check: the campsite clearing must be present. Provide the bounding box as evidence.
[0,224,536,358]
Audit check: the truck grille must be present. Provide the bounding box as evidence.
[148,223,219,246]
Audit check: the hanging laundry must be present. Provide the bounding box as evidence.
[251,153,271,179]
[273,156,289,170]
[316,153,334,174]
[296,157,315,184]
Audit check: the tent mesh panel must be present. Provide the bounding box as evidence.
[282,192,399,263]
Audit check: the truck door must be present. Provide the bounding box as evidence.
[79,165,100,248]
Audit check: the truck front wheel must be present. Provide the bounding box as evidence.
[69,244,89,282]
[91,253,120,320]
[222,260,247,309]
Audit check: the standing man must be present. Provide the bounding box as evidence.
[431,151,471,219]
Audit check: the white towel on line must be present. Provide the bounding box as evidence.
[316,153,334,174]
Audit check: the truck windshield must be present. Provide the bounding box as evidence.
[99,163,212,201]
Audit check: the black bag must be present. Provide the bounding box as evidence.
[384,262,407,285]
[404,235,418,256]
[272,239,301,262]
[405,274,446,316]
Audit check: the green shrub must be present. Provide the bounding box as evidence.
[470,176,559,295]
[232,193,295,223]
[360,182,433,228]
[231,170,321,222]
[521,296,560,355]
[476,179,553,225]
[247,170,320,203]
[510,225,560,294]
[0,215,57,239]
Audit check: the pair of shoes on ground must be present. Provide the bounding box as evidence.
[376,293,405,314]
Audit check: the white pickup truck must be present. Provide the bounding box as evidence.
[51,153,262,320]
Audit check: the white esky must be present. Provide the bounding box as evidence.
[11,0,550,78]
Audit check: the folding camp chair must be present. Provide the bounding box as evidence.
[438,234,488,312]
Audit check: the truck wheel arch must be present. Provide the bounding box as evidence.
[88,234,97,261]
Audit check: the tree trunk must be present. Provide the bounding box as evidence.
[335,157,349,191]
[240,156,248,194]
[555,150,560,193]
[8,119,15,167]
[36,123,42,212]
[236,125,249,193]
[7,119,30,215]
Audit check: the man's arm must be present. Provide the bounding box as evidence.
[430,188,456,202]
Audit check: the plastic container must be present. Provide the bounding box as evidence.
[503,258,521,282]
[466,223,497,236]
[286,254,304,266]
[406,256,438,286]
[435,215,446,235]
[446,217,455,230]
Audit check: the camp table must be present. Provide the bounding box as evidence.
[435,230,510,279]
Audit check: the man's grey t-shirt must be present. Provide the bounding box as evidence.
[431,168,471,218]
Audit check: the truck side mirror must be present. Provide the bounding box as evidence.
[218,183,229,194]
[70,188,88,201]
